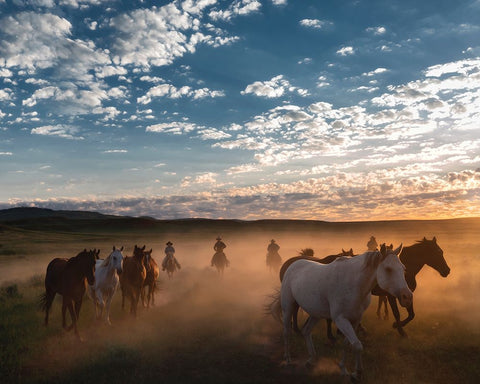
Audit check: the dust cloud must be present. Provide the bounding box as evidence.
[4,225,480,380]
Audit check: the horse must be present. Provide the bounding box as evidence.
[211,251,229,275]
[40,248,97,339]
[373,236,450,336]
[120,245,147,316]
[278,244,412,381]
[88,246,124,325]
[142,248,159,307]
[164,254,180,279]
[266,250,282,273]
[278,248,356,342]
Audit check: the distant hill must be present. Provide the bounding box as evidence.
[1,206,479,236]
[0,207,120,221]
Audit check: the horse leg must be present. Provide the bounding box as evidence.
[387,295,407,337]
[73,299,83,338]
[398,302,415,328]
[383,296,389,320]
[326,318,337,344]
[292,302,301,334]
[334,316,363,381]
[44,290,55,326]
[282,304,294,364]
[302,316,320,367]
[104,294,113,325]
[376,296,383,319]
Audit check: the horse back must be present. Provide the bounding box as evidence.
[45,258,68,293]
[122,256,146,288]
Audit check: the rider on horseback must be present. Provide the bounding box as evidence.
[266,239,281,271]
[211,236,228,267]
[162,241,181,271]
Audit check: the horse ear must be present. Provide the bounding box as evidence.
[423,236,427,241]
[113,246,116,251]
[149,248,152,253]
[142,245,146,251]
[393,243,403,256]
[433,236,437,243]
[342,248,346,253]
[349,248,353,254]
[120,246,124,252]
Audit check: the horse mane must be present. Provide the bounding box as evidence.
[362,250,384,269]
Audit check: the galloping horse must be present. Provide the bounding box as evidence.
[373,237,450,336]
[164,255,180,279]
[142,248,159,307]
[278,244,412,381]
[120,245,147,316]
[211,251,229,275]
[88,246,124,325]
[41,248,98,339]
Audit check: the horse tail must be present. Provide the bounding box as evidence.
[265,290,282,323]
[38,292,48,312]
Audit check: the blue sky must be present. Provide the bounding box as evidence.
[1,0,479,221]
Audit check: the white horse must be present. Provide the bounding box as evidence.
[280,244,412,381]
[88,246,124,325]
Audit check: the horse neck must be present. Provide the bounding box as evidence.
[400,244,427,277]
[344,254,379,298]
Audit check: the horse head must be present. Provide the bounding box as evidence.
[376,244,413,308]
[110,246,124,274]
[143,248,153,271]
[85,249,97,286]
[421,237,450,277]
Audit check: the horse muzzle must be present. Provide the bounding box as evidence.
[440,267,450,277]
[397,288,413,308]
[117,267,123,275]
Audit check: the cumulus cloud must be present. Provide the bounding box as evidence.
[299,18,333,29]
[31,124,84,140]
[241,75,308,98]
[209,0,261,21]
[336,46,355,56]
[138,82,224,104]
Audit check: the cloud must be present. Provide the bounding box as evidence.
[336,46,355,56]
[209,0,261,21]
[31,124,84,140]
[138,83,225,104]
[299,19,333,29]
[146,121,200,135]
[366,26,386,35]
[241,75,308,98]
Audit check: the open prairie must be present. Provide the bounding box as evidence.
[1,215,479,383]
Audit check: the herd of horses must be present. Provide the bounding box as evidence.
[39,236,450,381]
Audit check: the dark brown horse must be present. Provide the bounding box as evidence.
[372,237,450,336]
[211,251,229,275]
[120,245,147,316]
[40,248,98,339]
[142,248,159,308]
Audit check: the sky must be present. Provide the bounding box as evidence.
[0,0,479,221]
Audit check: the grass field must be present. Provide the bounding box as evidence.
[1,217,480,383]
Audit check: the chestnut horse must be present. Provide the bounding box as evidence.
[40,248,98,339]
[142,248,159,308]
[120,245,147,316]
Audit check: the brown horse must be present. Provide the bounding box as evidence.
[142,248,159,308]
[372,237,450,336]
[40,248,98,339]
[211,251,229,275]
[120,245,147,316]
